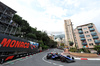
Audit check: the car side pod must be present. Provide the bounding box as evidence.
[66,57,75,63]
[60,55,75,63]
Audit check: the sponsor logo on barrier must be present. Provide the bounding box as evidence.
[0,38,36,49]
[5,56,14,61]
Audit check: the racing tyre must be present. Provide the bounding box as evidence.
[46,56,50,59]
[67,55,70,58]
[60,57,66,62]
[46,53,52,59]
[72,57,74,60]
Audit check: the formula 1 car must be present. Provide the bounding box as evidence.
[46,52,75,63]
[46,52,60,60]
[60,55,75,63]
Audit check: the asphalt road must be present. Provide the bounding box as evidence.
[1,48,100,66]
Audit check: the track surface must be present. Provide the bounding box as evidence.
[1,48,100,66]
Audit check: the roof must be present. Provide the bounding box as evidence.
[77,23,93,27]
[0,1,17,13]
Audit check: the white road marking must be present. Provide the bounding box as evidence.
[88,58,100,60]
[53,63,57,65]
[59,65,64,66]
[75,58,81,60]
[42,55,52,64]
[74,58,100,60]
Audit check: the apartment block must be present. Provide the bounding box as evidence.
[74,23,100,49]
[0,2,17,35]
[64,19,75,47]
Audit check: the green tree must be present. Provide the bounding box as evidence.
[13,14,23,26]
[13,14,57,49]
[69,41,74,46]
[60,43,64,46]
[69,48,77,52]
[26,33,37,39]
[38,40,49,49]
[94,45,100,51]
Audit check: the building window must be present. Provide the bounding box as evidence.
[89,43,93,46]
[88,39,92,41]
[85,31,89,34]
[86,35,90,37]
[83,28,87,30]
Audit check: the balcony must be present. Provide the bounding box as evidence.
[88,25,93,28]
[93,36,98,39]
[82,42,87,45]
[90,28,95,31]
[0,20,10,24]
[91,32,97,36]
[79,31,83,34]
[80,34,84,38]
[94,40,100,44]
[4,13,12,18]
[78,27,82,30]
[0,9,3,13]
[81,38,86,41]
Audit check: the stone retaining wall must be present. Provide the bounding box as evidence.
[69,52,98,57]
[64,49,98,57]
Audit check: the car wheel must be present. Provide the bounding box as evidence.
[47,56,50,59]
[67,55,70,58]
[72,57,74,60]
[60,57,66,62]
